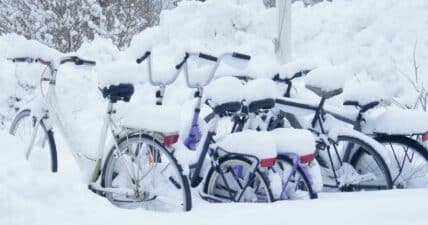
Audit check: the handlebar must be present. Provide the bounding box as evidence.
[182,51,252,89]
[175,52,190,70]
[136,51,151,64]
[343,100,380,113]
[8,56,96,66]
[272,69,311,83]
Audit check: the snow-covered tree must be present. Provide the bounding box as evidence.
[0,0,182,52]
[0,0,96,52]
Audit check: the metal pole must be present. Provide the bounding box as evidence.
[275,0,292,64]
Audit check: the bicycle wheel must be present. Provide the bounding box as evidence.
[338,135,393,191]
[9,109,58,172]
[101,134,191,212]
[203,155,274,203]
[272,155,317,200]
[374,135,428,188]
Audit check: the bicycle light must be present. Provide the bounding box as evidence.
[300,153,316,164]
[260,158,276,167]
[422,132,428,142]
[163,134,179,146]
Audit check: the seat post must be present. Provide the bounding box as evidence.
[311,97,326,128]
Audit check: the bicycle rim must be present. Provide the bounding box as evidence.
[274,155,315,200]
[341,135,393,191]
[204,156,273,203]
[376,135,428,188]
[102,134,191,212]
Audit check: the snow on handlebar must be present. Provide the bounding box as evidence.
[8,56,96,66]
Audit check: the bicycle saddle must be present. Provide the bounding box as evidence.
[100,83,134,103]
[245,98,276,113]
[305,84,343,99]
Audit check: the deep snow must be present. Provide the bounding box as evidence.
[1,130,427,225]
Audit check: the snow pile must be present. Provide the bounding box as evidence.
[217,130,277,159]
[204,76,244,105]
[364,107,428,135]
[244,78,281,102]
[272,128,315,155]
[118,104,182,134]
[97,61,140,87]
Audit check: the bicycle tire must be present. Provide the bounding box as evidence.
[9,109,58,172]
[340,135,393,190]
[374,135,428,188]
[101,133,192,212]
[203,155,274,203]
[275,154,317,200]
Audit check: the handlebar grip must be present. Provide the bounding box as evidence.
[75,58,96,66]
[9,57,34,63]
[343,101,360,106]
[292,69,311,79]
[175,52,190,70]
[136,51,151,64]
[272,73,282,82]
[232,52,251,60]
[198,53,218,62]
[364,101,380,110]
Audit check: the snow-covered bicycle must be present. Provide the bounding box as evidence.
[271,69,428,189]
[8,56,191,212]
[134,51,275,203]
[230,75,393,191]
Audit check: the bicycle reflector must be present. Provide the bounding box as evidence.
[260,158,276,167]
[300,153,316,164]
[163,134,179,146]
[422,132,428,142]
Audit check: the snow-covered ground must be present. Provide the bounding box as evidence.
[1,130,427,225]
[1,0,428,224]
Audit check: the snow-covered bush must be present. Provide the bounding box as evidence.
[0,0,181,52]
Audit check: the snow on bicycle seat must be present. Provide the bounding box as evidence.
[243,78,280,112]
[205,76,244,105]
[305,66,350,99]
[97,61,139,86]
[216,130,277,160]
[119,104,181,134]
[271,128,316,156]
[363,107,428,135]
[343,81,389,106]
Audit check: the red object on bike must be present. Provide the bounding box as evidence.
[163,134,179,146]
[260,158,276,167]
[422,132,428,142]
[300,153,316,164]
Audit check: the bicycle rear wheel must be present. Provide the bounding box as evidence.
[375,135,428,188]
[9,109,58,172]
[273,155,317,200]
[101,134,191,212]
[203,155,274,203]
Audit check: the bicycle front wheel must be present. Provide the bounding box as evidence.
[9,109,58,172]
[375,135,428,188]
[101,134,191,212]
